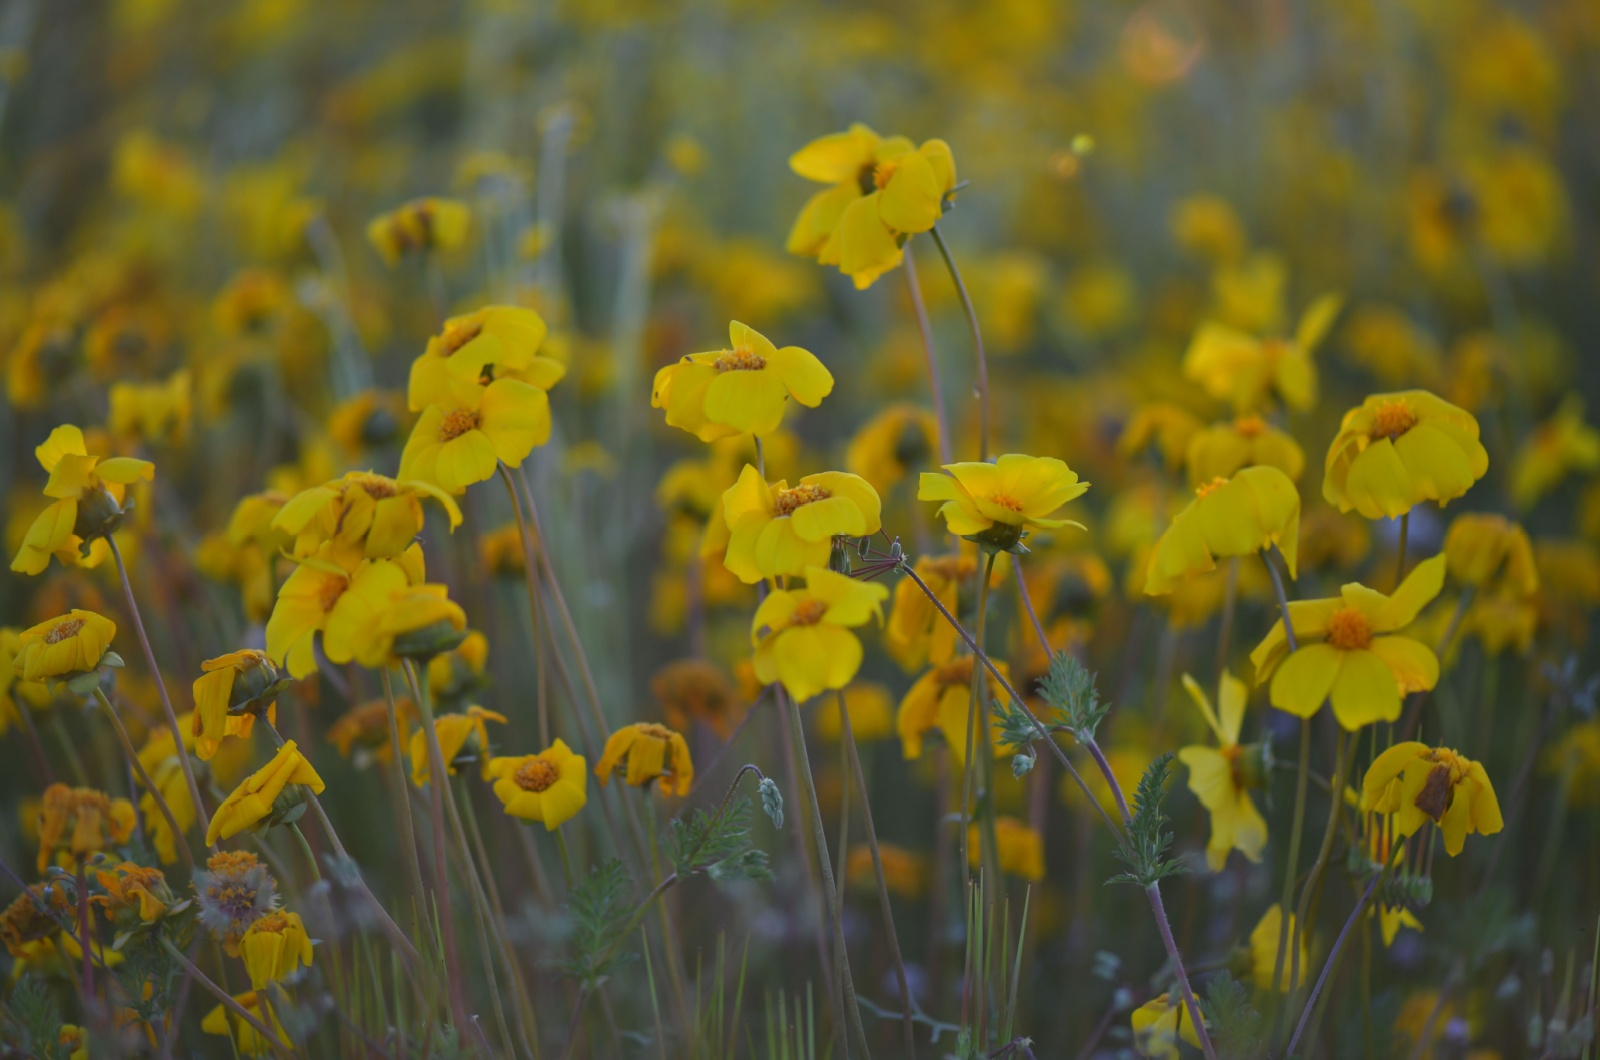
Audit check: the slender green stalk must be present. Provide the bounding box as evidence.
[92,687,193,873]
[1395,510,1410,588]
[969,553,1004,891]
[1262,545,1308,1047]
[379,668,429,934]
[902,245,952,465]
[498,463,551,747]
[929,224,990,461]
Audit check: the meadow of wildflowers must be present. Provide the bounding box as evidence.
[0,0,1598,1056]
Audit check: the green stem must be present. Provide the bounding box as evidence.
[92,687,193,873]
[929,224,990,461]
[379,668,429,937]
[498,463,550,747]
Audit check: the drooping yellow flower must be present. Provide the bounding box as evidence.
[750,566,888,703]
[201,991,289,1058]
[651,321,833,442]
[0,627,51,718]
[15,610,116,684]
[192,650,284,761]
[885,554,977,672]
[323,563,467,669]
[407,306,563,413]
[207,740,326,845]
[11,425,153,575]
[1443,513,1537,595]
[1177,672,1267,872]
[1323,390,1488,520]
[896,656,1014,768]
[36,784,136,872]
[138,721,196,865]
[428,630,489,707]
[1361,743,1503,856]
[239,909,314,990]
[486,739,588,830]
[1185,414,1305,487]
[366,196,471,265]
[1130,993,1203,1059]
[398,377,551,494]
[967,816,1045,881]
[1247,904,1307,992]
[1511,396,1600,510]
[719,465,881,583]
[918,454,1089,553]
[272,471,462,560]
[1252,555,1446,731]
[1182,292,1340,412]
[846,404,940,493]
[595,722,694,796]
[1144,466,1300,595]
[410,705,507,786]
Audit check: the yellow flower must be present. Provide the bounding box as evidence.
[57,1024,88,1060]
[750,566,888,703]
[207,740,326,845]
[596,722,694,796]
[1144,466,1300,596]
[266,542,425,679]
[0,627,52,716]
[11,425,153,575]
[15,610,116,683]
[139,732,196,866]
[428,630,489,706]
[967,816,1044,881]
[1443,513,1537,595]
[366,196,470,266]
[108,369,191,447]
[326,389,408,460]
[410,705,506,786]
[845,843,926,899]
[407,306,563,413]
[201,991,289,1057]
[398,377,551,493]
[239,909,314,990]
[846,403,940,493]
[1119,403,1203,474]
[918,454,1089,553]
[651,321,833,442]
[1511,397,1600,510]
[93,862,171,926]
[272,471,462,560]
[1130,993,1203,1059]
[327,697,416,766]
[652,659,745,740]
[1247,904,1306,992]
[812,682,896,743]
[719,465,881,584]
[897,655,1014,769]
[1177,672,1267,872]
[192,649,284,761]
[1170,193,1246,264]
[1322,390,1488,520]
[486,739,588,830]
[885,554,976,672]
[323,563,467,669]
[36,784,136,872]
[1185,414,1305,488]
[1361,742,1503,856]
[1251,554,1446,730]
[1182,293,1340,412]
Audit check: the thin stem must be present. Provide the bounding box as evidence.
[1285,867,1389,1058]
[498,463,550,747]
[76,858,92,1000]
[1217,556,1239,678]
[929,224,990,460]
[1290,730,1354,1007]
[1145,883,1218,1060]
[379,668,428,934]
[1012,553,1051,659]
[92,687,194,873]
[902,244,952,465]
[1395,511,1410,589]
[1271,723,1311,1040]
[159,936,296,1060]
[964,553,1003,894]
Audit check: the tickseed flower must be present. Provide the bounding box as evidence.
[486,739,588,830]
[813,682,896,743]
[11,425,153,575]
[885,554,977,672]
[967,816,1045,881]
[918,454,1088,554]
[751,566,889,703]
[1144,466,1300,596]
[1443,513,1538,595]
[408,305,563,413]
[1251,554,1446,730]
[1182,293,1341,412]
[239,909,313,990]
[327,697,416,766]
[201,991,289,1058]
[786,125,957,289]
[398,376,551,494]
[596,722,695,796]
[36,783,136,872]
[1361,743,1503,856]
[207,741,326,846]
[15,610,117,685]
[1246,904,1306,992]
[1177,672,1268,872]
[193,850,278,954]
[719,465,881,584]
[897,656,1014,768]
[92,862,172,928]
[1185,414,1305,488]
[1131,994,1203,1059]
[1323,390,1489,520]
[192,650,287,761]
[410,705,506,786]
[651,321,833,441]
[1511,397,1600,509]
[272,471,462,560]
[367,196,470,266]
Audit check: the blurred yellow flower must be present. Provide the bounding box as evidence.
[885,553,976,672]
[845,843,926,899]
[1143,466,1300,595]
[1177,672,1267,872]
[273,470,462,560]
[201,991,288,1057]
[847,403,940,493]
[1130,993,1203,1059]
[897,655,1013,768]
[967,816,1044,880]
[367,196,471,265]
[719,465,881,584]
[812,681,896,743]
[1247,904,1306,992]
[651,321,833,441]
[1184,414,1304,487]
[36,783,136,872]
[1361,742,1503,856]
[108,370,191,447]
[1323,390,1488,520]
[1443,513,1537,594]
[596,722,694,796]
[487,739,588,830]
[1511,397,1600,510]
[750,566,888,703]
[1183,292,1340,412]
[411,705,506,786]
[1119,403,1202,474]
[918,454,1088,553]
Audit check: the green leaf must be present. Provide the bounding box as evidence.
[668,797,771,882]
[560,858,637,989]
[1107,751,1189,888]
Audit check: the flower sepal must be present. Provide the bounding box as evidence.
[58,649,123,697]
[390,619,469,662]
[963,525,1029,555]
[73,487,132,549]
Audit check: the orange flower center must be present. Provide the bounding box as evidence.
[252,911,290,934]
[1234,414,1267,438]
[775,483,832,515]
[354,474,398,499]
[439,320,484,356]
[513,757,560,792]
[1326,607,1373,651]
[791,599,828,626]
[988,493,1025,512]
[440,408,482,441]
[934,656,977,686]
[45,618,85,644]
[1195,476,1229,498]
[1370,399,1417,440]
[713,347,767,372]
[872,160,900,190]
[318,575,350,612]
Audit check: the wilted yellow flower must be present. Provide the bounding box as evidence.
[846,404,940,493]
[1511,397,1600,510]
[191,649,284,761]
[272,471,462,560]
[1247,904,1306,992]
[1177,672,1267,872]
[193,850,277,954]
[410,705,506,786]
[751,566,888,703]
[967,816,1044,881]
[1144,466,1300,595]
[367,196,470,265]
[1183,293,1340,412]
[11,425,153,575]
[1130,993,1203,1059]
[14,610,116,684]
[324,569,467,669]
[918,454,1089,553]
[1362,742,1503,856]
[651,321,833,442]
[596,722,694,796]
[93,862,171,927]
[266,541,424,679]
[719,465,881,584]
[897,655,1014,768]
[36,784,136,872]
[1323,391,1488,520]
[1184,414,1305,488]
[207,740,326,845]
[486,740,588,830]
[885,554,977,672]
[239,909,313,990]
[407,306,562,413]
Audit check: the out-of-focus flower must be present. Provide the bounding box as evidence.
[201,991,289,1057]
[918,454,1089,553]
[137,719,196,865]
[845,843,926,899]
[1342,306,1442,388]
[326,572,467,668]
[1296,505,1371,574]
[1131,993,1203,1059]
[206,740,326,845]
[410,705,506,786]
[1144,466,1300,595]
[193,850,277,954]
[967,816,1044,880]
[847,404,940,493]
[1183,292,1340,412]
[11,425,153,575]
[367,197,471,265]
[812,682,895,743]
[719,465,881,583]
[192,649,285,760]
[486,740,588,830]
[1511,397,1600,510]
[1062,261,1137,338]
[92,862,172,928]
[239,909,313,990]
[273,471,461,560]
[407,306,562,413]
[652,321,833,442]
[751,566,888,703]
[1444,514,1537,594]
[886,554,977,672]
[108,370,191,447]
[652,660,744,740]
[36,783,136,872]
[897,656,1013,768]
[1362,743,1502,856]
[265,541,424,678]
[327,697,416,767]
[1177,672,1267,872]
[1119,403,1202,474]
[1323,391,1488,520]
[428,630,488,707]
[14,610,116,684]
[1246,904,1305,992]
[1184,414,1304,487]
[596,722,694,796]
[1170,194,1246,265]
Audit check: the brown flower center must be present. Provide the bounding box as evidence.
[1370,399,1418,441]
[354,474,398,499]
[1326,607,1373,651]
[988,493,1025,512]
[713,348,767,372]
[440,408,482,441]
[775,483,832,516]
[45,618,85,644]
[514,757,559,792]
[934,657,978,686]
[1235,414,1267,438]
[791,599,828,626]
[1195,477,1229,499]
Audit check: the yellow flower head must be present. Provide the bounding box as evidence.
[596,722,694,796]
[265,541,422,679]
[1185,413,1305,488]
[202,991,288,1058]
[1252,554,1446,730]
[846,403,940,492]
[1443,513,1537,595]
[0,627,51,716]
[428,630,489,707]
[1182,292,1340,413]
[15,610,116,684]
[897,655,1014,768]
[1144,465,1300,595]
[410,705,507,786]
[327,697,417,766]
[36,783,136,872]
[885,553,978,672]
[93,862,171,927]
[1511,396,1600,510]
[398,376,551,494]
[719,465,881,584]
[366,196,470,266]
[207,740,326,846]
[326,566,467,669]
[108,370,191,447]
[651,321,833,442]
[918,454,1089,553]
[1130,993,1203,1059]
[408,306,562,413]
[326,389,408,460]
[846,843,926,899]
[1323,390,1489,520]
[750,566,888,703]
[272,471,462,560]
[812,682,896,743]
[1361,742,1503,856]
[966,816,1044,881]
[12,425,153,575]
[1247,904,1307,992]
[239,909,314,991]
[486,739,588,830]
[1177,671,1267,872]
[192,649,284,761]
[1119,403,1203,474]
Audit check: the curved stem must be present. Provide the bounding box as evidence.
[1290,730,1354,1009]
[1285,867,1388,1058]
[929,224,990,461]
[379,668,428,933]
[1145,882,1218,1060]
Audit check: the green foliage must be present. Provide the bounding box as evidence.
[668,796,773,882]
[1,975,70,1060]
[1201,974,1265,1060]
[560,858,637,988]
[1107,751,1189,888]
[1036,652,1111,743]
